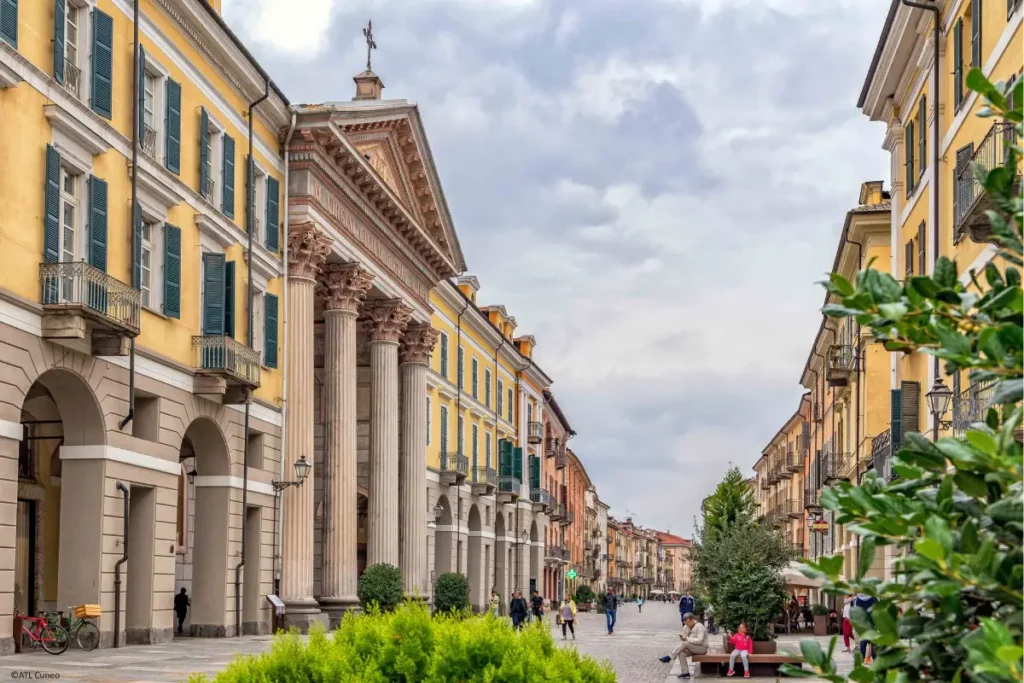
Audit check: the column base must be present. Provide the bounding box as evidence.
[281,599,330,633]
[317,596,362,629]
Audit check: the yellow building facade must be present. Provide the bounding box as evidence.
[0,0,289,649]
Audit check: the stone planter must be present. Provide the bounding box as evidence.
[577,602,592,613]
[813,615,827,636]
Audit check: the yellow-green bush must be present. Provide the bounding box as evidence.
[189,602,616,683]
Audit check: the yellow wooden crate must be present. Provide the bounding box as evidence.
[74,604,101,619]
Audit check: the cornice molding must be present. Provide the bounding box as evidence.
[44,104,110,156]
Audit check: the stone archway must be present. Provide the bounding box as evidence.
[434,495,453,576]
[180,417,231,637]
[467,504,482,611]
[494,508,507,612]
[529,520,540,599]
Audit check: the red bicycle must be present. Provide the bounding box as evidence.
[18,612,69,655]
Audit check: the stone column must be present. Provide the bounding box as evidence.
[317,263,374,622]
[362,300,412,568]
[280,225,331,631]
[398,323,439,596]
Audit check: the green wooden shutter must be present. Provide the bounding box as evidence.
[917,222,926,275]
[497,379,503,415]
[132,204,142,289]
[440,406,449,454]
[498,439,512,476]
[472,358,478,397]
[222,134,235,218]
[513,446,523,482]
[917,96,926,181]
[264,293,278,368]
[529,455,540,490]
[90,9,113,119]
[904,120,914,196]
[137,47,146,141]
[954,18,964,106]
[890,389,903,456]
[472,424,479,470]
[265,175,279,251]
[485,370,491,407]
[202,253,225,335]
[53,0,64,84]
[163,224,180,319]
[199,108,210,196]
[165,79,181,174]
[901,380,921,436]
[44,145,61,264]
[971,0,982,67]
[87,176,107,272]
[0,0,18,48]
[457,346,464,387]
[224,260,235,338]
[508,388,513,421]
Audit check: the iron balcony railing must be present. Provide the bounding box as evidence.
[871,429,893,481]
[955,121,1019,242]
[472,466,497,486]
[554,445,567,469]
[142,124,157,158]
[822,451,852,483]
[527,421,543,444]
[498,474,521,496]
[826,344,855,386]
[192,335,261,385]
[550,503,567,520]
[953,380,997,438]
[203,177,217,204]
[40,261,141,333]
[529,487,551,507]
[786,447,802,472]
[562,508,575,526]
[63,59,81,97]
[760,476,770,490]
[440,452,470,478]
[804,487,822,510]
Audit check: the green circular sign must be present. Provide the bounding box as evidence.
[566,568,578,580]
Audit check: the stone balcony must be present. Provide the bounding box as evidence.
[471,466,497,495]
[529,487,551,513]
[440,452,470,485]
[192,335,261,404]
[40,261,140,356]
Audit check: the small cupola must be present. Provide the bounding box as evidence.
[457,275,480,303]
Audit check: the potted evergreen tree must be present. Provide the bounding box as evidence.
[810,603,829,636]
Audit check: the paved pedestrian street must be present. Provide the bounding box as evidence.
[0,602,856,682]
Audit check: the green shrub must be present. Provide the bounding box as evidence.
[810,603,829,617]
[188,602,617,683]
[357,563,403,613]
[574,585,596,604]
[433,572,470,614]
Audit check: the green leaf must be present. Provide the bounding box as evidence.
[799,639,827,670]
[924,517,953,558]
[934,258,958,288]
[878,302,909,321]
[914,538,946,563]
[987,496,1023,524]
[857,537,877,580]
[991,378,1023,405]
[848,666,875,683]
[828,272,856,297]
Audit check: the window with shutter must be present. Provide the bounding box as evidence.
[457,346,464,388]
[529,455,540,490]
[44,146,61,268]
[165,79,181,174]
[163,224,180,319]
[513,446,523,482]
[440,406,449,455]
[471,358,478,398]
[87,176,107,272]
[905,239,915,278]
[202,253,225,336]
[497,378,503,415]
[954,17,965,108]
[917,96,926,180]
[904,120,915,197]
[485,434,491,468]
[53,0,64,84]
[264,293,278,368]
[222,134,235,218]
[484,369,491,408]
[917,222,926,275]
[900,381,921,436]
[458,415,464,453]
[953,143,975,237]
[224,261,235,338]
[472,424,479,470]
[439,333,449,378]
[266,176,280,251]
[508,388,513,422]
[199,108,210,197]
[971,0,982,68]
[90,9,113,119]
[0,0,17,48]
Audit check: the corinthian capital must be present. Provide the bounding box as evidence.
[288,224,332,280]
[361,299,413,343]
[319,263,374,314]
[399,323,440,365]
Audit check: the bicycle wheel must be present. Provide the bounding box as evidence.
[39,624,68,655]
[75,621,100,651]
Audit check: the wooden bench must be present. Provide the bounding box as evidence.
[692,653,802,677]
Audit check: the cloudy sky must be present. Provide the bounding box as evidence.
[223,0,891,537]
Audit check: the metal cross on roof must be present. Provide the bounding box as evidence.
[363,20,377,72]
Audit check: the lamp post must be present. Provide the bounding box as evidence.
[272,456,311,594]
[926,377,953,440]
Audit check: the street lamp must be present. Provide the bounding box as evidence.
[272,456,311,492]
[433,501,445,522]
[186,468,197,484]
[926,377,954,439]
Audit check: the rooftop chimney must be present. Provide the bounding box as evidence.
[457,275,480,304]
[353,70,384,101]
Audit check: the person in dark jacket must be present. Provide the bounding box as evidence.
[679,591,695,624]
[530,590,544,620]
[853,594,879,661]
[174,587,190,634]
[509,590,529,630]
[602,588,619,634]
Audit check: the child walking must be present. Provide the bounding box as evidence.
[727,623,753,678]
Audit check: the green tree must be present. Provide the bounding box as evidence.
[433,572,470,615]
[574,585,596,605]
[786,70,1023,683]
[701,466,757,541]
[357,563,404,613]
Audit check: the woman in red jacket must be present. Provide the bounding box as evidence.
[727,623,753,678]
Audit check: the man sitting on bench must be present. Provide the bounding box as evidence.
[659,612,708,678]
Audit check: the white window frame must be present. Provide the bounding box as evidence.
[140,220,155,309]
[250,159,268,244]
[252,289,265,365]
[140,49,169,163]
[137,202,166,315]
[204,112,226,205]
[58,166,82,266]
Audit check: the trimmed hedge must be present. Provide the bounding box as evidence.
[433,572,470,614]
[358,563,403,613]
[189,602,616,683]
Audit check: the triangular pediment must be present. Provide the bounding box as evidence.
[329,102,466,276]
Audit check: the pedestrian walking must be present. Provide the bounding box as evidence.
[531,590,545,621]
[489,590,500,616]
[174,587,190,635]
[509,590,529,630]
[602,588,619,634]
[637,596,644,613]
[726,622,753,678]
[556,596,577,640]
[841,596,855,652]
[853,593,878,662]
[658,612,708,679]
[679,590,695,624]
